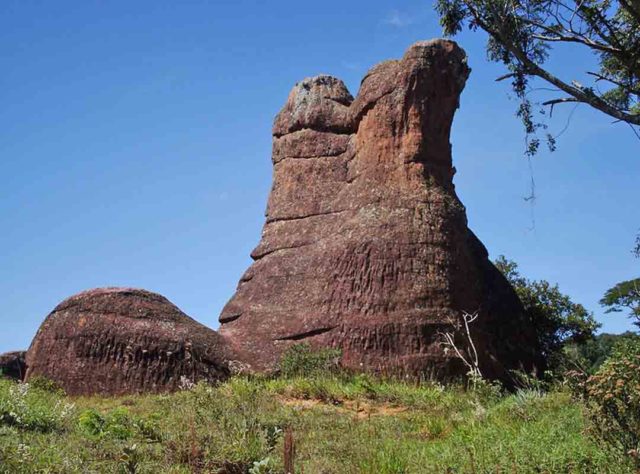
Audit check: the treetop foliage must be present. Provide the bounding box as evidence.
[436,0,640,155]
[600,277,640,327]
[494,256,600,366]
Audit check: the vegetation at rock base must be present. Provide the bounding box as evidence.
[585,338,640,466]
[566,337,640,469]
[494,256,600,369]
[0,366,635,473]
[278,343,341,378]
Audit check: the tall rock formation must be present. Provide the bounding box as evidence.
[26,288,232,395]
[219,39,541,380]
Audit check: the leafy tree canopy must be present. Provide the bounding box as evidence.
[564,331,638,372]
[495,256,600,367]
[600,277,640,327]
[435,0,640,156]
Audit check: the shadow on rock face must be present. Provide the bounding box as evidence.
[0,351,26,381]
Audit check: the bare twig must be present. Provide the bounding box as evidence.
[284,426,295,474]
[628,123,640,143]
[552,102,581,140]
[542,97,579,117]
[496,72,517,82]
[440,311,482,378]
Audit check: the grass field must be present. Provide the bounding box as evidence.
[0,373,634,473]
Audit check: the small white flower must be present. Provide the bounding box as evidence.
[16,443,31,463]
[178,375,195,391]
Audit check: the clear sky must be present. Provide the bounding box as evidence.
[1,1,638,353]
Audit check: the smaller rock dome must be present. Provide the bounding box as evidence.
[26,288,232,395]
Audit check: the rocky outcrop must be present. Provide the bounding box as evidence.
[0,351,26,381]
[219,39,541,381]
[21,39,541,392]
[26,288,232,395]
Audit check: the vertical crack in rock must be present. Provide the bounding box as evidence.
[219,39,542,381]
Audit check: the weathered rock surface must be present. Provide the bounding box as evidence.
[26,288,232,395]
[23,39,541,391]
[0,351,26,381]
[219,39,542,380]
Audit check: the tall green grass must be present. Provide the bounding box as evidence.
[0,374,633,473]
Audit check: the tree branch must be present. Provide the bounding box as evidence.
[587,71,640,97]
[462,1,640,125]
[496,72,517,82]
[619,0,640,24]
[542,98,581,106]
[542,97,580,117]
[520,15,622,54]
[529,33,621,54]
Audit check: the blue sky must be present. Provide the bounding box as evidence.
[1,1,638,353]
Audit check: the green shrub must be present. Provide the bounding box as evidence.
[120,443,141,474]
[564,332,639,374]
[78,407,133,439]
[78,407,161,441]
[77,409,105,436]
[585,338,640,466]
[27,375,65,396]
[278,343,341,377]
[248,456,277,474]
[0,379,73,433]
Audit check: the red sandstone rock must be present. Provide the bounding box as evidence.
[219,39,541,381]
[0,351,26,381]
[26,288,232,395]
[23,39,541,391]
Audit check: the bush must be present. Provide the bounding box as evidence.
[0,379,74,432]
[27,375,65,396]
[494,256,600,370]
[585,338,640,466]
[278,343,341,377]
[563,332,639,374]
[78,407,161,441]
